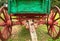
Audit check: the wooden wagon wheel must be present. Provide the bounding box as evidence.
[47,6,60,39]
[0,6,12,41]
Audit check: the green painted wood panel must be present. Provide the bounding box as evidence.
[8,0,51,14]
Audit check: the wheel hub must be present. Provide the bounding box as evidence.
[6,20,11,26]
[48,19,53,25]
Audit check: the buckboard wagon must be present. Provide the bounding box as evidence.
[0,0,60,41]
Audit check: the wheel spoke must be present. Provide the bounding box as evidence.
[3,9,10,20]
[53,24,60,28]
[51,26,54,37]
[53,26,57,35]
[0,16,5,22]
[53,12,57,19]
[54,17,60,22]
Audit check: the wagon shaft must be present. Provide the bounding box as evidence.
[27,20,38,41]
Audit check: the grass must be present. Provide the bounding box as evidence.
[8,25,60,41]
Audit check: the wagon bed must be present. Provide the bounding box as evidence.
[8,0,51,14]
